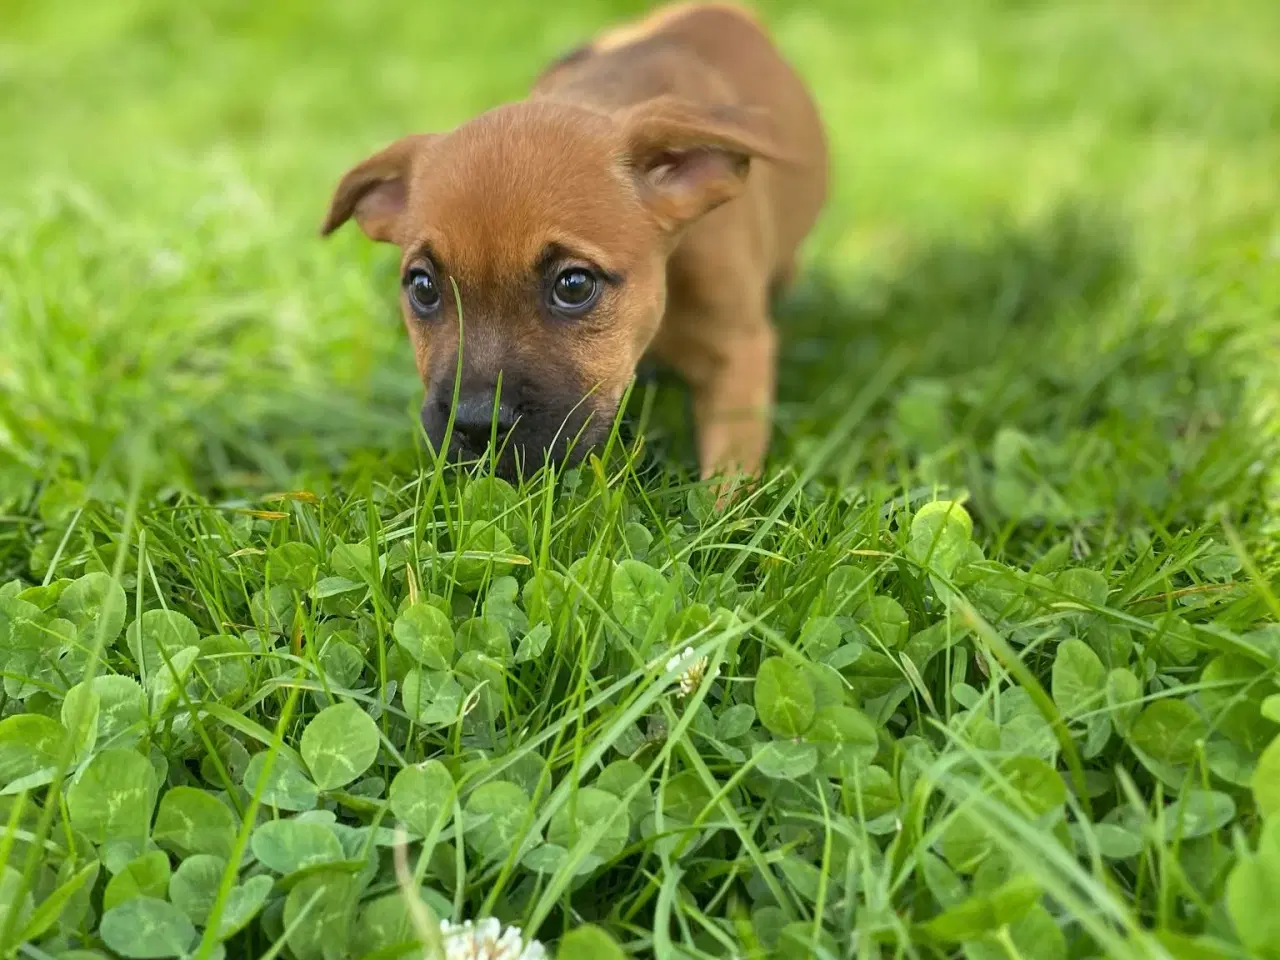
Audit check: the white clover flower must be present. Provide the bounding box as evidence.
[665,646,710,698]
[437,917,546,960]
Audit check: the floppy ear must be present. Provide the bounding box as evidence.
[320,134,435,241]
[622,96,785,231]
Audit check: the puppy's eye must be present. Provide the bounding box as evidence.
[550,267,600,314]
[404,267,442,317]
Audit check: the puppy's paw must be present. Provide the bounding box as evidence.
[704,469,758,513]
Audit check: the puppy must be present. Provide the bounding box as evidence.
[322,2,827,482]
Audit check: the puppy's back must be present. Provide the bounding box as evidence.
[534,2,828,262]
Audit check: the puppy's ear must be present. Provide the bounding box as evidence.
[622,96,784,231]
[321,135,435,241]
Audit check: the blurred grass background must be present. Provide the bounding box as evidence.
[1,0,1278,523]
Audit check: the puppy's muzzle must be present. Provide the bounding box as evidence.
[452,393,517,453]
[423,389,518,458]
[420,377,612,480]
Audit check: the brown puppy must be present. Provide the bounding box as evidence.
[322,2,827,481]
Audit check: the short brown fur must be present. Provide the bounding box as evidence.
[323,1,828,482]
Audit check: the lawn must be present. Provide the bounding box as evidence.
[2,0,1280,957]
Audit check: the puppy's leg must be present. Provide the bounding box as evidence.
[653,294,777,482]
[769,257,797,302]
[694,318,776,481]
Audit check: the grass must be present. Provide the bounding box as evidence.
[2,0,1280,957]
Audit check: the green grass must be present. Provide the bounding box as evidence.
[2,0,1280,957]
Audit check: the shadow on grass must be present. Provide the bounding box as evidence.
[641,204,1265,533]
[776,204,1131,415]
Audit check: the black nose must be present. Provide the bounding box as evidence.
[441,392,518,452]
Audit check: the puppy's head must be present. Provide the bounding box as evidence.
[322,97,779,478]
